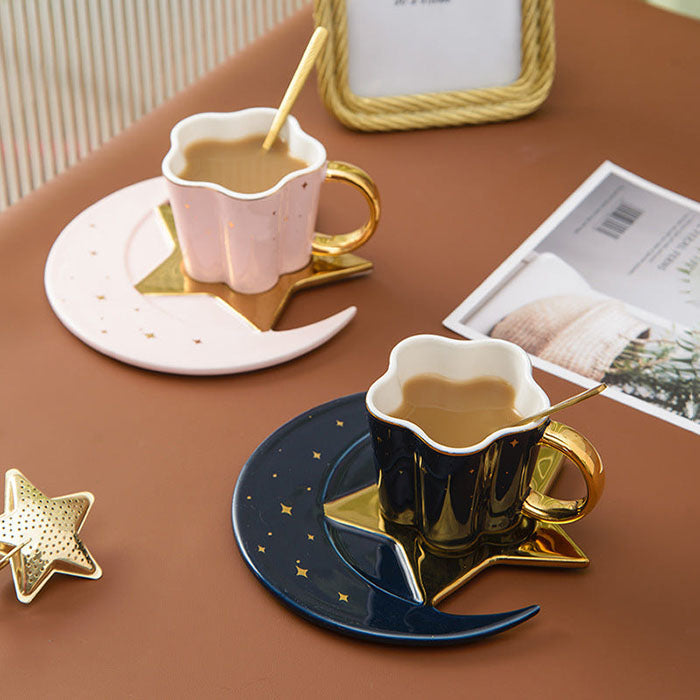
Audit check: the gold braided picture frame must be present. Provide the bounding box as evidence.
[313,0,555,131]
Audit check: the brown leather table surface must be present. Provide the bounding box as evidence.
[0,1,698,697]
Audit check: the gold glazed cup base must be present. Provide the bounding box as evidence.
[135,204,373,331]
[415,515,539,559]
[324,448,590,607]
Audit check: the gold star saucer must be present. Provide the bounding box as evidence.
[135,204,373,331]
[324,448,588,606]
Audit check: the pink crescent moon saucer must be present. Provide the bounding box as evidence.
[44,177,357,375]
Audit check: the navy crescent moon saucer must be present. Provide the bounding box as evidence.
[232,393,542,645]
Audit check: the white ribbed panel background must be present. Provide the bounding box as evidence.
[0,0,310,211]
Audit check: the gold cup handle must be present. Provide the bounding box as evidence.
[521,421,605,524]
[312,160,380,256]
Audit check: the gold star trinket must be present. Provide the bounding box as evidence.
[0,469,102,603]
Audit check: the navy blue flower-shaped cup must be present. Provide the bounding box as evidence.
[365,335,604,553]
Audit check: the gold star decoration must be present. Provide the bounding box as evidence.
[312,451,321,460]
[324,448,588,607]
[336,420,344,427]
[134,204,372,332]
[257,545,266,553]
[338,592,349,602]
[0,469,102,604]
[280,503,293,516]
[510,439,519,447]
[145,332,155,339]
[307,534,315,541]
[295,565,308,578]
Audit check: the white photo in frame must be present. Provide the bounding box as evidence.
[345,0,522,98]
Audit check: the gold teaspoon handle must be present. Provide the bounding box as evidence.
[512,383,606,427]
[262,27,328,151]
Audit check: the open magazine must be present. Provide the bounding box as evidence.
[444,162,700,435]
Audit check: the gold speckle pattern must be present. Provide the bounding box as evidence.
[0,469,101,603]
[338,593,349,602]
[295,565,308,578]
[336,420,344,427]
[280,503,292,516]
[307,534,314,541]
[312,451,321,460]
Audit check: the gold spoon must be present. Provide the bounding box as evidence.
[511,383,606,427]
[262,26,328,151]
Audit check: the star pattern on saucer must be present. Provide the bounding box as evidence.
[233,393,563,644]
[0,469,102,604]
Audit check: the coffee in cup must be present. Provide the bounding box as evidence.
[389,373,522,449]
[178,134,308,195]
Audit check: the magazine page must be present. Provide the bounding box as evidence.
[444,162,700,435]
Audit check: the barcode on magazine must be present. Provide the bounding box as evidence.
[596,201,643,239]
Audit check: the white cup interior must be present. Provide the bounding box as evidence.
[366,335,550,452]
[162,108,326,198]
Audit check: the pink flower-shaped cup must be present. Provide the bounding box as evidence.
[162,108,380,294]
